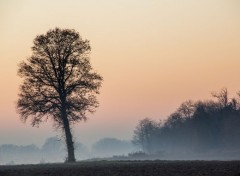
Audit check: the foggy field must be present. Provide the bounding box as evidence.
[1,1,240,174]
[0,160,240,176]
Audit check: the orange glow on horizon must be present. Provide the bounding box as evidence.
[0,0,240,146]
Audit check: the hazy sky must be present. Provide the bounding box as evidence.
[0,0,240,147]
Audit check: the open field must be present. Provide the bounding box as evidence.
[0,160,240,176]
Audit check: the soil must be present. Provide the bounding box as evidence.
[0,160,240,176]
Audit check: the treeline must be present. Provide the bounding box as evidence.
[0,137,87,164]
[0,137,134,164]
[132,88,240,159]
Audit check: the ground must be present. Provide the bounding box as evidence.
[0,160,240,176]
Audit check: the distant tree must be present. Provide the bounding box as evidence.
[177,100,195,119]
[42,137,62,154]
[211,88,229,108]
[17,28,103,162]
[132,118,159,153]
[0,144,41,164]
[41,137,65,162]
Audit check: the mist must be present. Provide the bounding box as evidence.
[0,137,135,165]
[1,89,240,164]
[131,89,240,161]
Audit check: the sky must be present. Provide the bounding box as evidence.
[0,0,240,147]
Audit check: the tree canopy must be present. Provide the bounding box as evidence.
[133,89,240,159]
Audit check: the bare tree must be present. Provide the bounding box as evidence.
[211,88,229,108]
[17,28,103,162]
[132,118,158,153]
[177,100,195,119]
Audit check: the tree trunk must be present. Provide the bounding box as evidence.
[62,108,76,163]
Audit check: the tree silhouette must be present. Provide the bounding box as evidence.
[17,28,103,162]
[132,118,159,153]
[132,89,240,157]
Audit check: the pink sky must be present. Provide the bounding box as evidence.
[0,0,240,147]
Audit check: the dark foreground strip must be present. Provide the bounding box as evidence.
[0,160,240,176]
